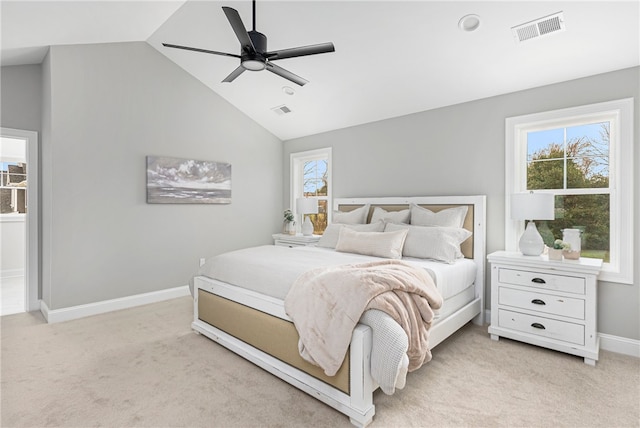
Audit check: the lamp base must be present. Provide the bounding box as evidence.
[519,221,545,256]
[301,216,314,236]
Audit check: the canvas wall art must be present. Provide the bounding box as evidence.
[146,156,231,204]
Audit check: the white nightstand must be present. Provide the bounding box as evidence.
[487,250,602,365]
[272,233,320,248]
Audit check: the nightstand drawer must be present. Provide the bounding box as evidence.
[498,309,584,345]
[499,268,585,295]
[274,240,306,248]
[499,287,585,320]
[272,234,320,247]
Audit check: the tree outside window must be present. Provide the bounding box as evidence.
[506,98,633,284]
[290,148,331,235]
[527,122,610,261]
[303,159,328,234]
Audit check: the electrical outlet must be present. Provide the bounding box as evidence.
[199,258,206,267]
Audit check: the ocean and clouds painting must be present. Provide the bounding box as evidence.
[146,156,231,204]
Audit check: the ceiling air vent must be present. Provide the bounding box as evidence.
[271,104,293,116]
[512,12,565,43]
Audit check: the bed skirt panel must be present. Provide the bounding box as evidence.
[198,289,350,394]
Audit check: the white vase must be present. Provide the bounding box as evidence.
[283,221,295,235]
[562,228,582,254]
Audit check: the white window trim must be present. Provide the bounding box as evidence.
[290,147,332,231]
[1,127,39,310]
[505,98,634,284]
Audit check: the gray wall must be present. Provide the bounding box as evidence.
[1,46,637,341]
[0,64,42,132]
[283,66,640,341]
[3,41,283,310]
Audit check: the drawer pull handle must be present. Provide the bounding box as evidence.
[531,278,546,284]
[531,322,546,330]
[531,299,546,305]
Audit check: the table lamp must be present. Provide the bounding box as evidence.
[296,197,318,236]
[511,191,555,256]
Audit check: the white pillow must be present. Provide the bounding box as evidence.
[384,223,472,263]
[410,204,468,228]
[335,227,408,259]
[370,207,410,224]
[317,221,385,249]
[332,204,370,225]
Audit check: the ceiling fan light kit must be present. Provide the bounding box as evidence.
[242,59,266,71]
[163,0,335,86]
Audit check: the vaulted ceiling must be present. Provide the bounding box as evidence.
[2,1,638,140]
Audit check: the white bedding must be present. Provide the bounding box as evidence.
[192,244,477,395]
[404,256,476,299]
[193,245,476,300]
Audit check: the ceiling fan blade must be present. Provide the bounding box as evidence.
[162,43,240,58]
[222,65,246,83]
[222,6,256,54]
[265,42,335,61]
[266,63,308,86]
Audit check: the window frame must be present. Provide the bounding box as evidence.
[505,98,634,284]
[1,127,39,311]
[290,147,332,233]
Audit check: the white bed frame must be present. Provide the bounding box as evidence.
[192,195,486,427]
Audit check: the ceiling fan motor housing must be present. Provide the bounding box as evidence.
[241,31,267,70]
[163,3,334,85]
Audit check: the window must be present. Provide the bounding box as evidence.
[506,98,633,284]
[1,137,28,215]
[290,148,332,235]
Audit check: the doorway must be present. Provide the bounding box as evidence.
[0,128,39,315]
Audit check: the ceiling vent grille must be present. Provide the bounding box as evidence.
[271,105,292,116]
[512,12,565,43]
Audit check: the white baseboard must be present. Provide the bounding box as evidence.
[599,333,640,358]
[40,286,191,324]
[484,309,639,359]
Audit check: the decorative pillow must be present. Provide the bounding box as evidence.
[332,204,370,225]
[317,221,385,248]
[370,207,410,224]
[410,204,468,228]
[384,223,472,263]
[335,227,408,259]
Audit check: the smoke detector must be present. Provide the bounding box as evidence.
[512,12,565,43]
[458,14,481,32]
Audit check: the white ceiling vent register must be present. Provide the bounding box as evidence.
[271,105,293,116]
[512,12,565,43]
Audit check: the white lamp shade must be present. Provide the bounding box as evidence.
[296,197,318,215]
[511,192,554,221]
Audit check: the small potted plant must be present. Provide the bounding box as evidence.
[548,239,569,260]
[283,209,296,235]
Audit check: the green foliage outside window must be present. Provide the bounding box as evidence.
[527,123,610,262]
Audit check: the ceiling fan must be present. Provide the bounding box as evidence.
[162,0,335,86]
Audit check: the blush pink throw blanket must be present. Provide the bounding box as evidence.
[284,260,443,377]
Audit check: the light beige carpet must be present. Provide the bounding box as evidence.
[1,296,638,427]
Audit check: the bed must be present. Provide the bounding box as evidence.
[191,195,486,427]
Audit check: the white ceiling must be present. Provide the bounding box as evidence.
[2,1,638,140]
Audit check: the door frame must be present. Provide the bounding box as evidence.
[1,127,39,312]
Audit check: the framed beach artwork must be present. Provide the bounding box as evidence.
[146,156,231,204]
